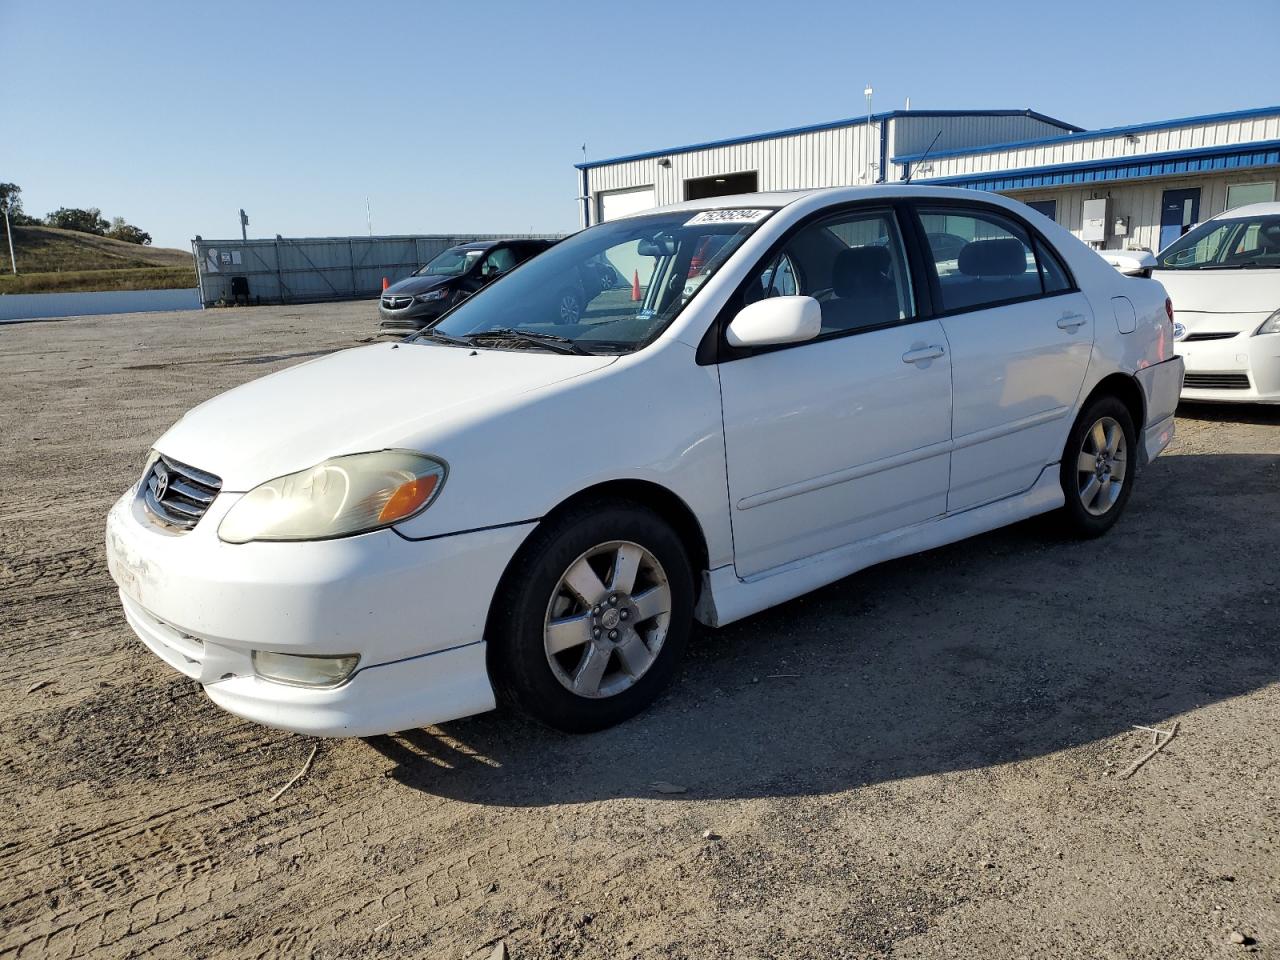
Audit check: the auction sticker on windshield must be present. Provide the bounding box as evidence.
[684,209,771,226]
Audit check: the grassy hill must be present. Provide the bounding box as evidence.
[0,225,196,294]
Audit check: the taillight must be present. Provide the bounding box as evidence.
[1165,297,1174,323]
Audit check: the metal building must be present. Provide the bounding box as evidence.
[577,109,1079,226]
[577,104,1280,254]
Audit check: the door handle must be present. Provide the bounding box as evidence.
[901,345,946,365]
[1057,313,1087,331]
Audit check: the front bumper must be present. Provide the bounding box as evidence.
[1175,326,1280,404]
[378,299,446,330]
[105,488,535,736]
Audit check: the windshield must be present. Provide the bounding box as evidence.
[415,247,485,277]
[416,209,772,353]
[1157,214,1280,270]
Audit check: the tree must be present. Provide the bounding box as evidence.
[0,182,36,224]
[45,206,109,235]
[106,216,152,245]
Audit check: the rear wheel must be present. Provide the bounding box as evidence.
[1058,395,1137,537]
[488,499,694,732]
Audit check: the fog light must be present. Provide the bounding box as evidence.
[251,651,360,688]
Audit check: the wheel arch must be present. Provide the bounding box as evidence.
[1081,371,1146,434]
[483,478,712,655]
[540,479,711,580]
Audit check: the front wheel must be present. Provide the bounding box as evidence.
[487,499,694,732]
[1057,396,1137,537]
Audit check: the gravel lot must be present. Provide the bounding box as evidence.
[2,302,1278,959]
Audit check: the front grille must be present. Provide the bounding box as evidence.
[381,296,413,310]
[143,454,222,530]
[1181,332,1238,342]
[1184,373,1251,390]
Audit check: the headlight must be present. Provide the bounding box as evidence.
[1255,308,1280,335]
[415,288,449,303]
[218,450,447,543]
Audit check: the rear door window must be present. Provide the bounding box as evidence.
[917,207,1050,312]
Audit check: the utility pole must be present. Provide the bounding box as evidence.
[864,85,874,183]
[239,208,249,242]
[366,196,373,237]
[3,202,15,274]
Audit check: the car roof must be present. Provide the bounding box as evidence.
[619,184,1045,222]
[1208,201,1280,220]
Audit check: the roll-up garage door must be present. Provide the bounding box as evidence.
[598,186,656,222]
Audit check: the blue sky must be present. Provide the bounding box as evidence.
[6,0,1279,250]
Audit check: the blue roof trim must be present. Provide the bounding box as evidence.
[576,108,1080,171]
[917,139,1280,192]
[893,104,1280,164]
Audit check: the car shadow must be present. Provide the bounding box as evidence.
[365,452,1280,806]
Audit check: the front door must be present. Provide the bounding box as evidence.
[718,206,953,578]
[1159,188,1201,252]
[914,203,1094,511]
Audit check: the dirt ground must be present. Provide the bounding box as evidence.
[2,302,1277,960]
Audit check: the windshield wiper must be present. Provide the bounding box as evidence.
[466,327,592,356]
[413,327,472,346]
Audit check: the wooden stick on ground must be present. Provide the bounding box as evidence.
[1118,721,1179,780]
[270,744,318,803]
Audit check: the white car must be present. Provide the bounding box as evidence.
[105,185,1184,736]
[1154,201,1280,402]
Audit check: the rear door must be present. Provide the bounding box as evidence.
[717,206,953,578]
[911,203,1094,512]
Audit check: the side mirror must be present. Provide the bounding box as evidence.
[726,295,822,348]
[1098,249,1157,276]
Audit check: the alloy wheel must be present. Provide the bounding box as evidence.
[1076,416,1127,517]
[560,293,581,323]
[543,540,672,699]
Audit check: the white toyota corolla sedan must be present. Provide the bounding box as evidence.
[105,185,1184,736]
[1152,202,1280,403]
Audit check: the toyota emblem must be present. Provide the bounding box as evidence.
[154,466,170,500]
[1172,322,1187,340]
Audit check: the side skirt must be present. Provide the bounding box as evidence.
[696,464,1065,628]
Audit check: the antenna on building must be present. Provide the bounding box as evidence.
[366,196,373,237]
[903,130,942,183]
[905,96,911,111]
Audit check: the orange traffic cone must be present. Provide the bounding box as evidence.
[382,276,390,291]
[631,270,641,302]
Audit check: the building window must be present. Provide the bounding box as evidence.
[1226,181,1276,211]
[1025,200,1057,222]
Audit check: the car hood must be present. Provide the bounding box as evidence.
[155,343,615,490]
[1155,268,1280,314]
[383,275,456,296]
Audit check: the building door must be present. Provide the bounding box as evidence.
[683,171,758,201]
[1159,188,1200,251]
[1025,199,1057,222]
[598,186,656,223]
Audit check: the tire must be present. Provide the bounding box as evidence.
[487,498,694,733]
[1057,395,1138,538]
